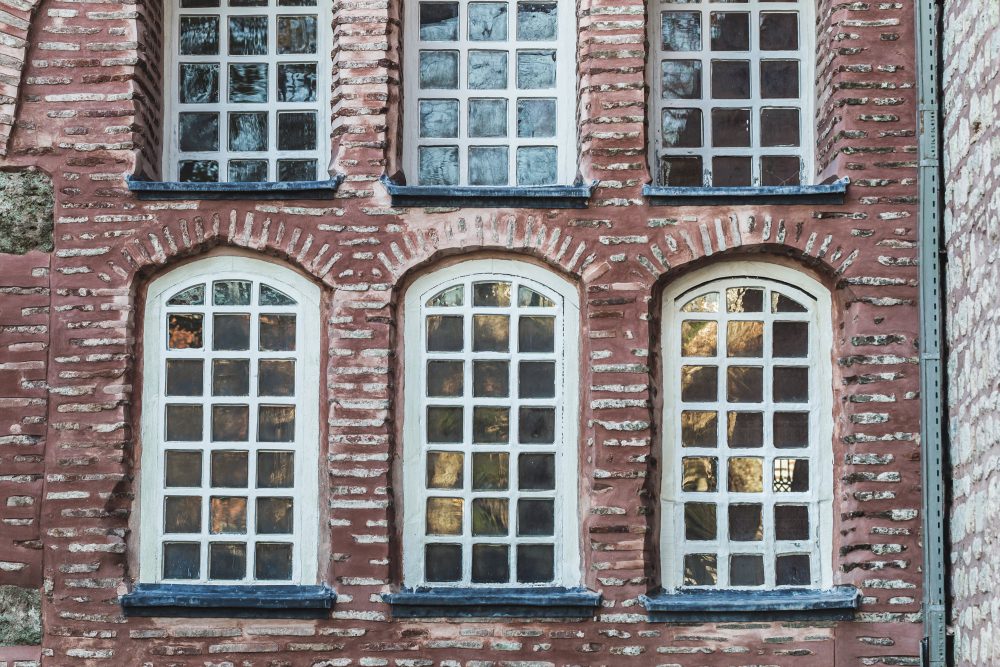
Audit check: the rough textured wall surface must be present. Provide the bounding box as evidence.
[0,0,924,665]
[0,170,54,254]
[944,1,1000,665]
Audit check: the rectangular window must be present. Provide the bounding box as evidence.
[650,0,812,187]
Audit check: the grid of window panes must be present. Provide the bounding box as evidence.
[157,278,302,583]
[173,0,325,182]
[409,0,566,186]
[652,0,806,187]
[419,277,563,585]
[672,280,818,588]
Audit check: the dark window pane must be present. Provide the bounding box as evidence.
[427,315,464,351]
[228,15,267,55]
[179,112,219,152]
[776,553,810,586]
[166,450,202,487]
[211,450,249,487]
[212,359,249,396]
[761,156,801,186]
[473,360,508,397]
[661,59,702,99]
[773,412,809,448]
[427,451,464,489]
[258,451,294,488]
[472,452,508,490]
[255,543,293,580]
[682,410,717,447]
[727,411,763,448]
[518,453,555,490]
[276,14,320,53]
[179,16,219,55]
[212,405,249,441]
[727,366,762,402]
[427,406,463,442]
[775,505,809,540]
[773,366,808,402]
[517,544,554,583]
[166,405,203,441]
[473,406,509,443]
[518,315,554,352]
[473,314,509,351]
[257,497,294,533]
[517,498,553,536]
[772,292,807,313]
[259,359,295,397]
[761,108,799,147]
[277,63,318,102]
[277,112,317,151]
[260,314,296,351]
[429,360,465,397]
[277,160,318,182]
[727,320,763,357]
[682,456,717,492]
[179,63,219,103]
[164,496,202,533]
[210,496,247,534]
[163,542,200,579]
[712,156,752,185]
[684,553,717,586]
[760,12,797,50]
[426,544,462,582]
[681,365,718,402]
[179,160,219,182]
[471,544,509,583]
[209,542,246,580]
[229,112,268,151]
[728,504,763,540]
[710,12,749,50]
[761,60,799,98]
[420,1,459,40]
[259,405,295,442]
[661,11,701,51]
[166,359,204,396]
[662,108,702,148]
[213,314,250,351]
[684,502,716,540]
[711,108,750,146]
[730,554,764,586]
[773,321,808,357]
[518,407,555,443]
[472,497,509,536]
[727,288,763,313]
[228,63,268,103]
[229,160,268,182]
[659,156,703,186]
[711,60,750,99]
[518,361,554,398]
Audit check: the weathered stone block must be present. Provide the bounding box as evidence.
[0,170,53,255]
[0,585,41,646]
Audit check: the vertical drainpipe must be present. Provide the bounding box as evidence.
[916,0,947,665]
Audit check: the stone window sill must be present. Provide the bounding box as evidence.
[640,585,861,622]
[121,583,337,618]
[380,176,595,209]
[643,177,849,206]
[383,586,601,618]
[126,175,343,201]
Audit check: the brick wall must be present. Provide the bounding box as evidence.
[944,0,1000,664]
[0,0,925,664]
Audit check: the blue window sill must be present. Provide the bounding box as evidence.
[380,175,595,209]
[640,585,861,622]
[643,177,849,206]
[121,583,337,618]
[383,586,601,618]
[126,174,343,200]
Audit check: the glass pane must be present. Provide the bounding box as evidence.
[727,288,763,312]
[516,146,557,185]
[473,281,511,306]
[229,112,268,151]
[775,505,809,540]
[472,497,509,536]
[469,50,508,89]
[681,320,716,357]
[517,2,556,39]
[213,314,250,351]
[727,411,763,448]
[518,286,554,307]
[730,554,764,586]
[429,360,464,397]
[517,498,553,536]
[773,321,808,357]
[468,98,507,137]
[761,156,801,186]
[516,50,555,88]
[518,315,554,352]
[773,458,809,492]
[164,496,201,533]
[517,99,556,137]
[419,50,459,88]
[277,63,317,102]
[728,457,763,493]
[259,405,296,442]
[681,410,717,447]
[179,160,219,183]
[682,456,717,492]
[277,159,317,182]
[228,16,267,55]
[212,359,249,396]
[469,2,507,40]
[182,0,219,6]
[426,497,463,534]
[229,160,268,182]
[710,12,749,50]
[661,11,700,51]
[727,321,763,357]
[711,108,750,146]
[260,314,296,351]
[213,280,251,306]
[727,366,763,402]
[210,496,247,533]
[209,542,246,580]
[662,108,702,148]
[258,451,294,488]
[469,146,508,186]
[761,60,799,98]
[518,407,555,443]
[426,543,462,582]
[255,543,293,580]
[427,451,464,489]
[179,63,219,103]
[228,63,268,103]
[518,453,554,490]
[472,452,508,490]
[776,554,810,586]
[761,108,800,147]
[659,156,703,186]
[419,99,459,138]
[212,405,249,441]
[427,406,463,442]
[517,544,554,583]
[211,450,249,487]
[277,15,317,53]
[179,16,219,55]
[259,359,295,397]
[168,285,205,306]
[419,146,460,184]
[728,504,762,540]
[713,156,752,185]
[773,412,809,448]
[257,497,293,533]
[473,314,509,351]
[661,60,702,100]
[471,544,509,583]
[760,12,797,50]
[163,542,200,579]
[518,361,554,398]
[179,112,219,151]
[165,450,202,487]
[473,406,509,443]
[166,405,203,441]
[684,502,716,540]
[420,1,459,40]
[681,365,717,402]
[277,112,317,150]
[427,285,464,307]
[711,60,750,99]
[773,367,808,402]
[166,359,204,396]
[684,553,717,586]
[473,360,508,397]
[681,292,718,313]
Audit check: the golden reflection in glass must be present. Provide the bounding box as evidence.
[428,360,464,397]
[473,314,509,352]
[682,456,718,492]
[727,457,764,493]
[684,502,716,540]
[681,320,717,357]
[681,292,719,313]
[681,365,718,402]
[726,366,763,403]
[426,497,464,535]
[473,406,509,443]
[726,287,763,313]
[681,410,717,447]
[168,313,204,349]
[726,320,763,357]
[473,281,511,307]
[472,452,509,490]
[210,496,248,534]
[426,451,464,489]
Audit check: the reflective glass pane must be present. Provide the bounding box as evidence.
[228,63,268,103]
[473,281,511,306]
[179,63,219,103]
[427,451,464,489]
[472,497,509,535]
[473,314,509,351]
[711,108,750,146]
[228,16,267,55]
[773,321,808,357]
[166,359,204,396]
[727,321,763,357]
[277,15,317,53]
[518,286,554,307]
[179,16,219,55]
[710,11,749,50]
[473,406,509,443]
[517,99,556,137]
[518,315,554,352]
[166,405,203,441]
[277,63,317,102]
[260,314,296,351]
[164,496,202,533]
[518,407,555,443]
[680,365,717,402]
[760,12,797,50]
[761,59,799,98]
[682,292,719,313]
[166,450,202,487]
[468,146,508,186]
[179,112,219,151]
[212,359,249,396]
[727,366,763,403]
[229,160,268,182]
[212,405,249,441]
[229,112,268,151]
[257,451,294,488]
[517,2,556,39]
[681,410,717,447]
[684,553,717,586]
[681,320,716,356]
[426,543,462,582]
[427,285,464,307]
[773,412,809,448]
[472,452,508,490]
[427,315,464,351]
[209,542,246,580]
[662,108,702,148]
[213,314,250,351]
[210,496,247,533]
[776,553,810,586]
[659,156,702,186]
[761,108,800,147]
[427,406,463,442]
[419,99,459,138]
[259,359,295,397]
[168,285,205,306]
[761,156,801,186]
[682,456,717,492]
[516,146,557,185]
[661,60,702,99]
[728,457,763,492]
[255,543,293,580]
[277,112,317,150]
[773,458,809,492]
[277,159,317,182]
[727,411,763,448]
[257,497,293,533]
[469,50,508,89]
[684,502,716,540]
[429,360,464,397]
[419,146,460,184]
[471,544,509,583]
[775,504,809,541]
[468,98,507,137]
[259,405,296,442]
[419,50,459,88]
[661,11,701,51]
[163,542,200,579]
[713,156,751,186]
[518,361,554,398]
[516,50,555,88]
[179,160,219,182]
[728,504,762,540]
[420,1,459,40]
[517,544,554,583]
[518,453,554,489]
[473,360,508,397]
[517,498,553,536]
[773,366,808,402]
[469,2,507,40]
[730,554,764,586]
[211,450,249,487]
[711,60,750,99]
[213,280,251,305]
[727,288,763,312]
[426,497,463,534]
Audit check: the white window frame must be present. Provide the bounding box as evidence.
[402,0,577,186]
[139,255,321,585]
[162,0,332,182]
[402,259,581,588]
[660,261,833,591]
[646,0,815,187]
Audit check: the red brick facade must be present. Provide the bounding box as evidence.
[0,0,924,664]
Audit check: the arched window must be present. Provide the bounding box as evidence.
[402,260,580,587]
[660,262,832,590]
[139,256,321,584]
